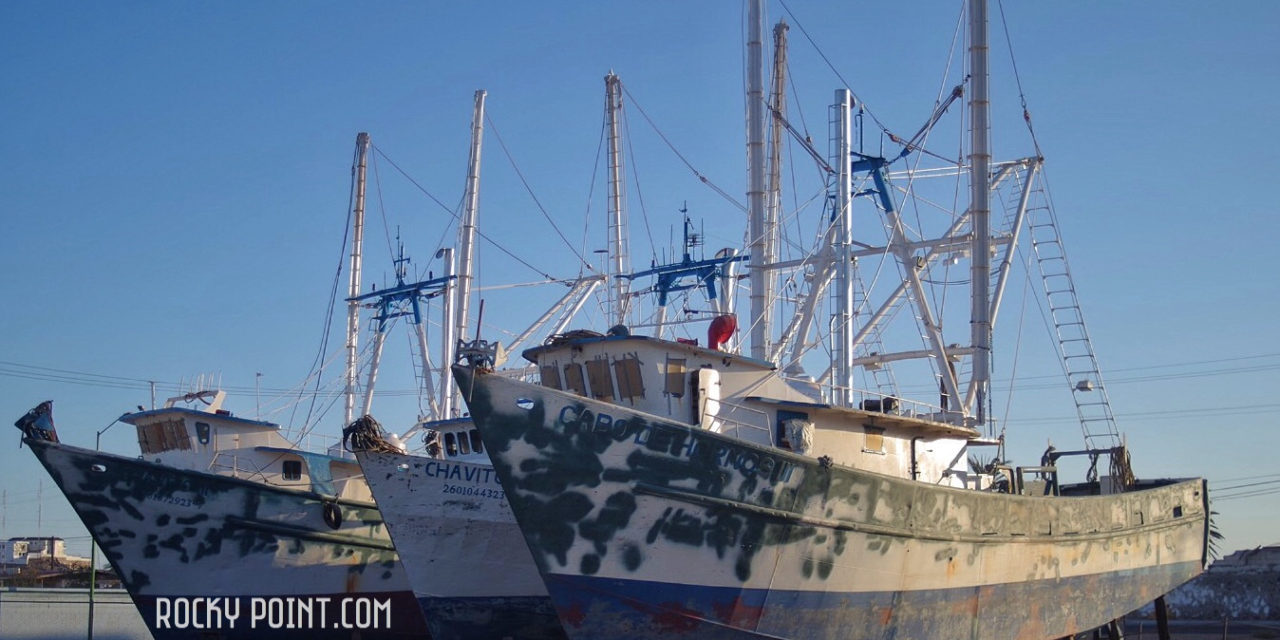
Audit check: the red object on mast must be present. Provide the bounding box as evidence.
[708,314,737,351]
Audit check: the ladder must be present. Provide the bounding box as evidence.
[1016,169,1121,450]
[852,268,902,402]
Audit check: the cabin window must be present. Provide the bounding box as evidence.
[469,429,484,454]
[282,460,302,481]
[614,356,645,401]
[195,421,211,445]
[863,425,886,454]
[137,418,193,454]
[563,363,587,396]
[540,364,562,390]
[586,359,615,401]
[664,358,686,397]
[444,432,459,457]
[457,430,471,455]
[776,410,808,450]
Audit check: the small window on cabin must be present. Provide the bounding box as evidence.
[863,426,886,454]
[585,359,615,401]
[469,429,484,454]
[282,460,302,481]
[664,358,686,397]
[540,364,563,390]
[139,418,191,454]
[444,432,459,457]
[776,410,809,450]
[563,363,587,396]
[167,419,193,451]
[457,431,471,455]
[614,356,645,401]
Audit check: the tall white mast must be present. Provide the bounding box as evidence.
[437,247,457,418]
[762,18,788,359]
[968,0,992,425]
[832,91,855,407]
[746,0,770,359]
[455,90,485,350]
[343,132,370,426]
[605,73,631,326]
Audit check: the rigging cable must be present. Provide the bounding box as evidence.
[618,81,748,214]
[620,95,659,266]
[996,0,1043,157]
[291,141,360,435]
[485,114,593,272]
[578,114,609,278]
[776,0,897,143]
[368,147,399,271]
[371,144,561,282]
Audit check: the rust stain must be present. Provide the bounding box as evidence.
[877,604,893,626]
[711,595,764,629]
[560,601,587,628]
[651,602,704,633]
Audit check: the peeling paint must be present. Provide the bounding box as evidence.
[25,439,428,639]
[458,366,1209,640]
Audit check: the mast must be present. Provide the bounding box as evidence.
[605,73,631,325]
[763,18,788,358]
[343,132,370,426]
[451,89,485,414]
[455,90,485,359]
[746,0,770,359]
[832,90,855,407]
[437,247,456,418]
[968,0,992,425]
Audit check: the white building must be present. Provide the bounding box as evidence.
[0,537,91,574]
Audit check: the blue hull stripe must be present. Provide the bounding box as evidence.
[418,595,566,640]
[543,561,1203,640]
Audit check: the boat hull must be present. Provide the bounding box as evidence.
[356,450,566,639]
[26,438,429,639]
[456,366,1210,640]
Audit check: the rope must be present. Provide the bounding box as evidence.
[342,415,402,454]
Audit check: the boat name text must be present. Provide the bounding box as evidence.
[556,405,795,483]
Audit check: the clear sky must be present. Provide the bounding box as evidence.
[2,1,1278,561]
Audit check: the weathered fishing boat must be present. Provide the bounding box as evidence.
[14,394,430,640]
[452,1,1210,638]
[354,417,565,640]
[9,133,433,639]
[345,88,595,640]
[453,338,1206,639]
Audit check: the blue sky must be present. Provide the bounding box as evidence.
[2,1,1278,560]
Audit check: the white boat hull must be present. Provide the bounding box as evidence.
[356,450,565,639]
[456,366,1210,640]
[26,438,429,639]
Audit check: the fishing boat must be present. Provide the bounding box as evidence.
[355,417,565,640]
[13,394,429,640]
[9,133,433,639]
[345,87,609,640]
[451,1,1210,638]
